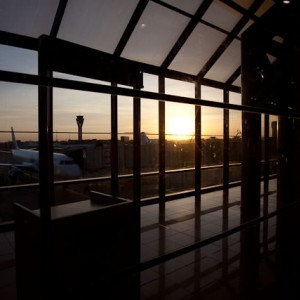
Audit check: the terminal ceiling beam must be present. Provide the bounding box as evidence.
[114,0,149,57]
[50,0,68,37]
[226,66,241,86]
[160,0,213,69]
[197,0,264,80]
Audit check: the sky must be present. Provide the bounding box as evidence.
[0,43,243,143]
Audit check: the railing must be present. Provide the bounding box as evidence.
[0,161,275,194]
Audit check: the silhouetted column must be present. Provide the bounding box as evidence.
[239,19,262,299]
[111,84,119,196]
[159,75,166,201]
[76,115,84,142]
[38,35,54,300]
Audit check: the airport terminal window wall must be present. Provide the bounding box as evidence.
[0,42,278,292]
[0,37,282,300]
[0,44,278,225]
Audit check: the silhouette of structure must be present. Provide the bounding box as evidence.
[76,115,84,142]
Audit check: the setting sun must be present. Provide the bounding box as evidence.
[166,115,195,139]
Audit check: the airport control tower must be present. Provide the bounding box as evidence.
[76,115,84,142]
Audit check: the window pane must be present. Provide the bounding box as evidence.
[53,88,111,177]
[141,99,158,172]
[0,45,37,74]
[204,39,241,82]
[255,0,274,17]
[202,107,223,150]
[170,23,226,75]
[229,91,241,105]
[233,75,241,87]
[0,82,38,213]
[229,109,242,182]
[143,73,158,93]
[232,0,255,9]
[165,79,195,143]
[0,0,59,37]
[122,1,189,66]
[201,86,223,103]
[165,79,195,174]
[0,82,38,135]
[161,0,204,14]
[201,107,224,187]
[58,0,139,53]
[118,96,133,175]
[202,0,242,32]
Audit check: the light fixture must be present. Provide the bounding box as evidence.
[282,0,291,4]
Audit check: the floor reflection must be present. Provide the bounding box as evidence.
[141,179,300,299]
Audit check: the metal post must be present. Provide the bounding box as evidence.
[38,36,54,300]
[159,76,166,201]
[223,90,229,193]
[133,94,141,202]
[195,82,201,200]
[240,27,262,298]
[111,83,119,196]
[263,114,269,252]
[222,89,229,278]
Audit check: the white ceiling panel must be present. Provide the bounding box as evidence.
[122,1,190,66]
[169,23,226,75]
[161,0,204,15]
[232,0,255,9]
[0,0,60,38]
[204,39,241,82]
[202,0,242,32]
[58,0,139,54]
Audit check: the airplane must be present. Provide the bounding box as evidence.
[1,127,82,181]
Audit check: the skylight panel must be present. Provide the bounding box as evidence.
[232,75,241,87]
[255,0,275,17]
[204,39,241,82]
[0,0,60,38]
[169,23,226,75]
[121,1,190,66]
[161,0,204,15]
[58,0,139,54]
[232,0,255,9]
[202,0,242,32]
[238,20,254,37]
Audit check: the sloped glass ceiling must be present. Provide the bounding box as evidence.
[202,0,242,32]
[121,1,189,66]
[233,75,241,87]
[169,23,226,75]
[256,0,275,17]
[238,20,254,38]
[232,0,255,9]
[204,39,241,82]
[0,0,278,85]
[0,0,60,38]
[161,0,204,15]
[58,0,139,54]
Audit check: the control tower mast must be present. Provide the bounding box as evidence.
[76,115,84,142]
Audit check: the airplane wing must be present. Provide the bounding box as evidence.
[0,162,37,172]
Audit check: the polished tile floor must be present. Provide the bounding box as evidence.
[140,179,300,300]
[1,179,299,299]
[0,231,15,300]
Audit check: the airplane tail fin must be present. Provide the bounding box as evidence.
[11,127,19,150]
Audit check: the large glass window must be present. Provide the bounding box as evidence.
[122,1,189,66]
[58,0,139,53]
[0,44,37,74]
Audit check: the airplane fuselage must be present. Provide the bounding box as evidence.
[12,148,81,179]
